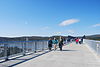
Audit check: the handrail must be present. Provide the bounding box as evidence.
[84,39,100,56]
[0,40,48,61]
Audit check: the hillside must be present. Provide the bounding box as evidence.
[0,34,100,42]
[0,36,67,42]
[85,34,100,41]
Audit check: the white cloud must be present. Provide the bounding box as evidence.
[41,26,50,30]
[92,23,100,27]
[53,30,75,35]
[67,30,75,34]
[54,32,62,35]
[59,19,80,26]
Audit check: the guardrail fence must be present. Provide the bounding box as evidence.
[0,40,48,61]
[84,39,100,56]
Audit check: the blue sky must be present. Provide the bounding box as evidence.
[0,0,100,37]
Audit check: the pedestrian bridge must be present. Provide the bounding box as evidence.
[0,40,100,67]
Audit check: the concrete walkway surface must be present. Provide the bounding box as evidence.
[15,43,100,67]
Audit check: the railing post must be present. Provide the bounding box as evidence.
[34,41,37,53]
[97,43,99,55]
[22,42,26,56]
[46,41,48,49]
[4,44,9,61]
[32,41,35,52]
[42,41,44,51]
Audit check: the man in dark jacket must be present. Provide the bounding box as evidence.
[48,38,53,51]
[59,37,64,51]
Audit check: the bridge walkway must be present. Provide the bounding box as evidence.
[15,43,100,67]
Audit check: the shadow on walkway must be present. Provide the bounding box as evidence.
[57,49,77,51]
[0,52,34,63]
[4,51,50,67]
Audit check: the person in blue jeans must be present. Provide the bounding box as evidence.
[52,38,58,50]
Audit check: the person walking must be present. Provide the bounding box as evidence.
[76,38,79,44]
[79,38,81,44]
[48,38,53,51]
[59,37,64,51]
[52,38,58,50]
[81,38,83,44]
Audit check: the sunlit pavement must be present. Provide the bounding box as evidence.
[15,43,100,67]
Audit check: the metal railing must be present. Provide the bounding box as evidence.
[0,40,48,61]
[84,39,100,56]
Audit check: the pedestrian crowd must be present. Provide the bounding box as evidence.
[48,37,64,51]
[48,36,85,51]
[75,38,83,44]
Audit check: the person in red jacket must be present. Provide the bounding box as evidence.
[76,38,79,44]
